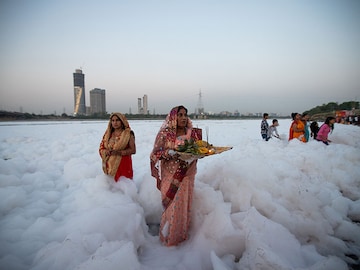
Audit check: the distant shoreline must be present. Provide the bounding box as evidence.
[0,116,277,122]
[4,109,358,122]
[0,110,289,122]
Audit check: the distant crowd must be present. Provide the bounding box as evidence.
[260,113,348,145]
[336,115,360,125]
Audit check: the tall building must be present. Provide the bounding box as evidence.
[138,98,143,114]
[90,88,106,114]
[73,69,86,115]
[143,94,148,115]
[137,95,148,114]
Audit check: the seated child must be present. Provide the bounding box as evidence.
[268,119,280,139]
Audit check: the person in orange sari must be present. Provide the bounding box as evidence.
[289,112,306,142]
[99,112,136,181]
[150,105,200,246]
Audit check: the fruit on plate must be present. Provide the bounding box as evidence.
[177,139,215,155]
[195,140,209,147]
[196,140,215,154]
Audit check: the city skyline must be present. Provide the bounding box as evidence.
[0,1,359,116]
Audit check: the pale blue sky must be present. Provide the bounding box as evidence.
[1,0,359,115]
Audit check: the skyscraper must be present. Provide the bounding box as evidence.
[137,95,148,114]
[73,69,86,115]
[138,98,143,114]
[90,88,106,114]
[143,94,148,115]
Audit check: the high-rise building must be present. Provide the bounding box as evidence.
[73,69,86,115]
[137,95,148,114]
[90,88,106,114]
[138,98,143,114]
[143,94,148,115]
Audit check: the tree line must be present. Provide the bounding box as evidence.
[304,101,359,116]
[1,100,359,121]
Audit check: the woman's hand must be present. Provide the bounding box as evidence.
[165,149,179,159]
[109,150,123,156]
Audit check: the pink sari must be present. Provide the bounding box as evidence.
[150,106,200,246]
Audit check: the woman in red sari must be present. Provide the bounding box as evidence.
[289,112,306,142]
[99,112,136,181]
[150,105,200,246]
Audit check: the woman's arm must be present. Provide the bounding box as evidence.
[99,135,111,158]
[109,132,136,156]
[121,132,136,155]
[151,131,176,160]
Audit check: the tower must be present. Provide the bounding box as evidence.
[143,94,148,115]
[196,89,204,116]
[73,69,86,115]
[137,94,149,114]
[90,88,106,114]
[138,98,142,114]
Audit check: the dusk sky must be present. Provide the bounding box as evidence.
[0,0,359,116]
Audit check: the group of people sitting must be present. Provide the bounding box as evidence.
[261,113,336,145]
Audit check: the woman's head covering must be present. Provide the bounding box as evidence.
[150,106,193,181]
[103,112,130,141]
[109,112,130,129]
[100,112,132,176]
[161,106,193,131]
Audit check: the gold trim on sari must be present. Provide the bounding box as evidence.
[100,112,131,176]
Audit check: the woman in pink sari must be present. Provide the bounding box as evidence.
[150,105,200,246]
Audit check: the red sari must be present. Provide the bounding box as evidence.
[99,113,134,181]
